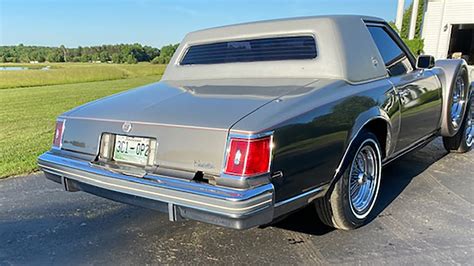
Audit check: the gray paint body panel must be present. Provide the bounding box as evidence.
[233,78,402,201]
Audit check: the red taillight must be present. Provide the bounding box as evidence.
[53,120,65,148]
[224,136,272,177]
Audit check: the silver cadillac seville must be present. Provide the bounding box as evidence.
[38,15,473,230]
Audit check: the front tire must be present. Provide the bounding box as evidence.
[315,131,382,230]
[443,97,473,153]
[445,67,469,136]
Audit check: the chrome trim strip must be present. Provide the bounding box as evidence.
[227,131,274,139]
[382,133,437,166]
[272,185,327,218]
[274,186,324,208]
[58,116,242,133]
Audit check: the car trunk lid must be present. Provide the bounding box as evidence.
[60,78,316,176]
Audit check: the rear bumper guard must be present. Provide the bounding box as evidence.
[38,151,274,229]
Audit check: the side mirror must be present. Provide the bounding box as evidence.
[416,55,435,69]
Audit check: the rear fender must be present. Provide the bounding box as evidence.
[332,107,393,185]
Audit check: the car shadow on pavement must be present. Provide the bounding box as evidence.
[271,138,449,235]
[270,204,334,235]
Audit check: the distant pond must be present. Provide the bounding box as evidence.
[0,66,51,71]
[0,67,29,71]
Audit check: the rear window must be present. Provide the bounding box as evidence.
[180,36,317,65]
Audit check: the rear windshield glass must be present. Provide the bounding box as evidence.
[180,36,317,65]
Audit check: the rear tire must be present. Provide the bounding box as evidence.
[315,131,382,230]
[443,97,473,153]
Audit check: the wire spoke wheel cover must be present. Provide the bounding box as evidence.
[348,139,381,219]
[451,74,466,129]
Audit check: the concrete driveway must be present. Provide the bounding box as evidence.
[0,138,473,265]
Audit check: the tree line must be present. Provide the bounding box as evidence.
[0,43,179,64]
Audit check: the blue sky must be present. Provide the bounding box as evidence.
[1,0,406,48]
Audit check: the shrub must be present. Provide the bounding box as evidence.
[403,38,424,56]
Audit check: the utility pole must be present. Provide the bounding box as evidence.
[408,0,420,39]
[395,0,405,32]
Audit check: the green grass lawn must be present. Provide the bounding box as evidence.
[0,63,164,178]
[0,63,166,89]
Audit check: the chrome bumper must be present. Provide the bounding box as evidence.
[38,151,274,229]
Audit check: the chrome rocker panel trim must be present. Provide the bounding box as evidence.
[38,151,274,230]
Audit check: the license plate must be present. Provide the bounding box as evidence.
[113,135,152,166]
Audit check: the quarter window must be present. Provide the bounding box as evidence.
[367,26,412,76]
[367,26,405,65]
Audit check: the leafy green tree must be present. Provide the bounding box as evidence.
[46,50,64,62]
[99,51,110,62]
[111,53,122,63]
[126,54,138,64]
[403,38,424,56]
[80,54,90,62]
[151,43,179,64]
[19,54,30,63]
[389,1,425,56]
[400,0,425,39]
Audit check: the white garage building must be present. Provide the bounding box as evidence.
[421,0,474,65]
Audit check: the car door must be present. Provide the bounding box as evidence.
[366,23,442,152]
